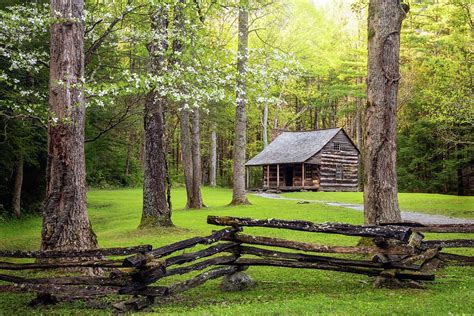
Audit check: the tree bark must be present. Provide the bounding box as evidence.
[142,93,172,227]
[210,128,217,187]
[230,0,250,205]
[356,78,364,192]
[124,132,132,179]
[41,0,98,251]
[262,56,269,147]
[141,7,173,228]
[262,104,269,147]
[364,0,408,224]
[180,109,195,208]
[314,107,320,129]
[11,156,23,219]
[190,109,204,208]
[171,0,202,209]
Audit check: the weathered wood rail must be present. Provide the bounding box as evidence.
[0,216,472,311]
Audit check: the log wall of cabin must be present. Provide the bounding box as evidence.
[309,131,359,192]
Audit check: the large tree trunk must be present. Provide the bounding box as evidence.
[41,0,98,251]
[356,78,364,192]
[210,128,217,187]
[11,156,23,219]
[142,93,172,227]
[230,0,250,205]
[141,7,173,228]
[364,0,408,224]
[190,109,204,208]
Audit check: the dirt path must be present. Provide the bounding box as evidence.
[253,192,474,225]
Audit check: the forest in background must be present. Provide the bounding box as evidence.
[0,0,472,217]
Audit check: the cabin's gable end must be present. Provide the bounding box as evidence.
[318,130,359,192]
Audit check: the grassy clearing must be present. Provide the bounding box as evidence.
[0,187,473,315]
[283,191,474,219]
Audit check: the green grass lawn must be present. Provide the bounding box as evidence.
[0,187,473,315]
[283,191,474,219]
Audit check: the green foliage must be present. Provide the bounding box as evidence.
[398,0,473,195]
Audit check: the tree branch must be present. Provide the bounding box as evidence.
[85,0,143,65]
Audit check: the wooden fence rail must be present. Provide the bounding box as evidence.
[0,216,472,312]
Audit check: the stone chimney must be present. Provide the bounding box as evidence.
[271,128,288,142]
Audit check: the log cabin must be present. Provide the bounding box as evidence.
[245,128,360,192]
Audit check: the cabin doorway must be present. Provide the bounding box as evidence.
[285,166,293,186]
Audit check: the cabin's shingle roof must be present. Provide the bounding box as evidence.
[246,128,341,166]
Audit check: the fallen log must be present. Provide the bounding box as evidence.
[0,259,123,270]
[207,216,412,241]
[411,224,474,233]
[0,245,152,259]
[226,234,414,255]
[379,222,474,233]
[437,253,474,266]
[0,284,121,297]
[0,282,167,299]
[169,265,239,295]
[132,286,169,297]
[226,258,434,280]
[0,273,130,286]
[237,246,420,270]
[113,296,156,312]
[123,227,241,267]
[421,239,474,250]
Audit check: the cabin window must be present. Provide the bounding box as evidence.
[335,164,343,180]
[334,143,340,150]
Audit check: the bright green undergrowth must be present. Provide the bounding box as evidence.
[283,191,474,219]
[0,187,473,315]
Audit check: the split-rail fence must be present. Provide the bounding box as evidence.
[0,216,472,311]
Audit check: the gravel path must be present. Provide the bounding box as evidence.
[253,192,474,225]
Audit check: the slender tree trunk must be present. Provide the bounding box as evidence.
[295,96,301,130]
[11,156,23,219]
[262,56,269,147]
[172,0,200,208]
[313,107,319,129]
[210,128,217,187]
[364,0,408,224]
[331,100,337,128]
[141,7,173,228]
[190,109,204,208]
[273,106,279,129]
[124,132,132,179]
[41,0,98,251]
[456,144,465,196]
[180,109,195,208]
[321,110,327,129]
[230,0,250,205]
[263,104,269,147]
